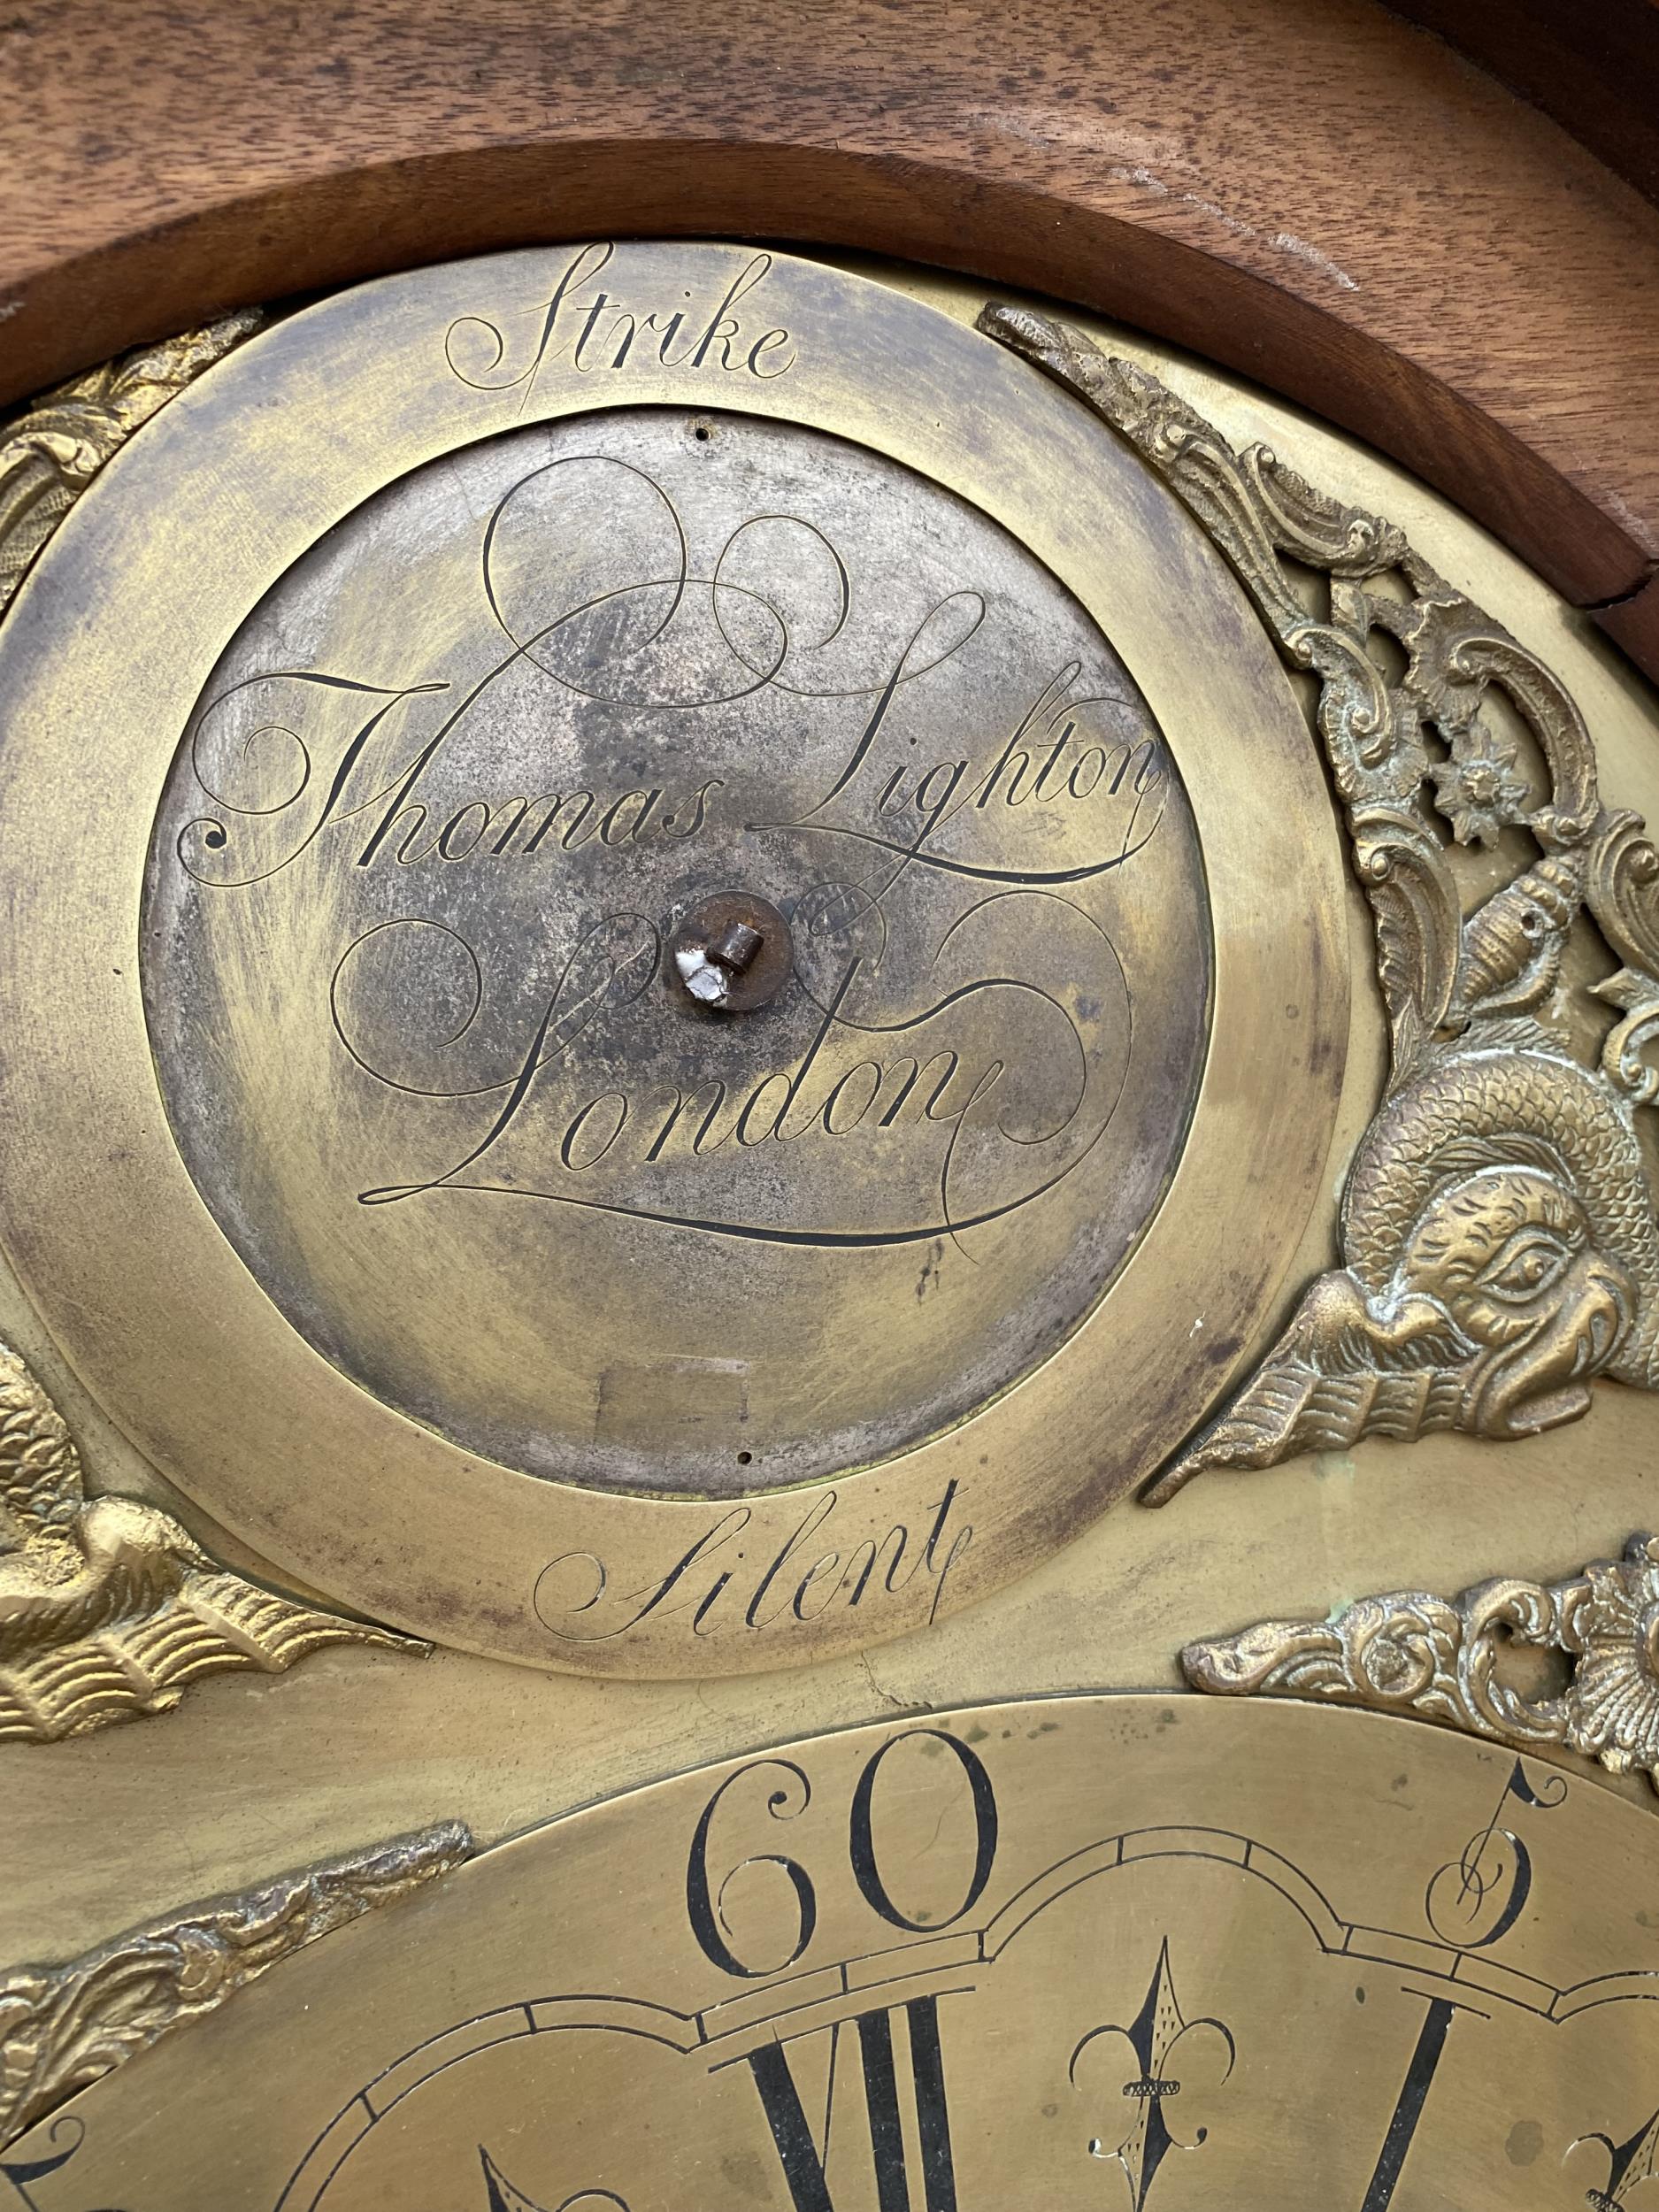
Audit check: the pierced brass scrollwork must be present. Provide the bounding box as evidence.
[0,1823,472,2148]
[1182,1532,1659,1789]
[980,303,1659,1493]
[0,1340,420,1743]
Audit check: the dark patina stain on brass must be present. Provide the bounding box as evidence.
[141,409,1212,1497]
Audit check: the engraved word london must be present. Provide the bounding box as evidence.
[140,252,1211,1552]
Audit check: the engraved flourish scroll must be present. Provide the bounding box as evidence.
[979,303,1659,1494]
[0,1340,420,1743]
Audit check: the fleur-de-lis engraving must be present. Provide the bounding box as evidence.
[1568,2103,1659,2208]
[1068,1939,1235,2208]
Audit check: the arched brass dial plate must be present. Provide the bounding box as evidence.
[6,1696,1653,2206]
[0,244,1346,1673]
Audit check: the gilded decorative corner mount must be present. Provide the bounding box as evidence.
[1182,1532,1659,1789]
[0,312,262,619]
[0,1822,473,2150]
[979,303,1659,1495]
[0,1340,421,1743]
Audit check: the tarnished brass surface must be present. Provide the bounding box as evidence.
[0,311,261,614]
[4,252,1659,1962]
[141,403,1209,1499]
[0,1339,419,1743]
[6,1696,1657,2208]
[0,244,1348,1674]
[4,254,1659,2208]
[0,1822,470,2149]
[981,305,1659,1497]
[1185,1532,1659,1786]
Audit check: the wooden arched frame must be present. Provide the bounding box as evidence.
[2,0,1658,677]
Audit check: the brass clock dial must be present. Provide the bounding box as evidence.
[7,230,1659,2212]
[0,243,1347,1673]
[7,1697,1656,2209]
[141,405,1210,1501]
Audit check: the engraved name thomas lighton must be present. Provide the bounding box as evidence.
[142,406,1210,1493]
[171,471,1159,1242]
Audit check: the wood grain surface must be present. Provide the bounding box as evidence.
[1383,0,1659,206]
[1599,569,1659,675]
[2,0,1657,671]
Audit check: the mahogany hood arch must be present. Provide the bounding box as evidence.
[2,0,1658,677]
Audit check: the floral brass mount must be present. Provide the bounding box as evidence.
[0,1822,472,2150]
[980,303,1659,1495]
[1182,1534,1659,1793]
[0,1340,420,1743]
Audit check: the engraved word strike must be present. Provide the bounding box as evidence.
[444,242,797,394]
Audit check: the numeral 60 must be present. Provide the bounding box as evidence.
[686,1729,999,1980]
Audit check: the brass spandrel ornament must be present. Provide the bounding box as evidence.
[979,303,1659,1493]
[0,1339,418,1743]
[0,311,262,616]
[0,244,1348,1673]
[4,241,1659,2212]
[5,1697,1658,2208]
[1185,1531,1659,1786]
[0,1822,471,2147]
